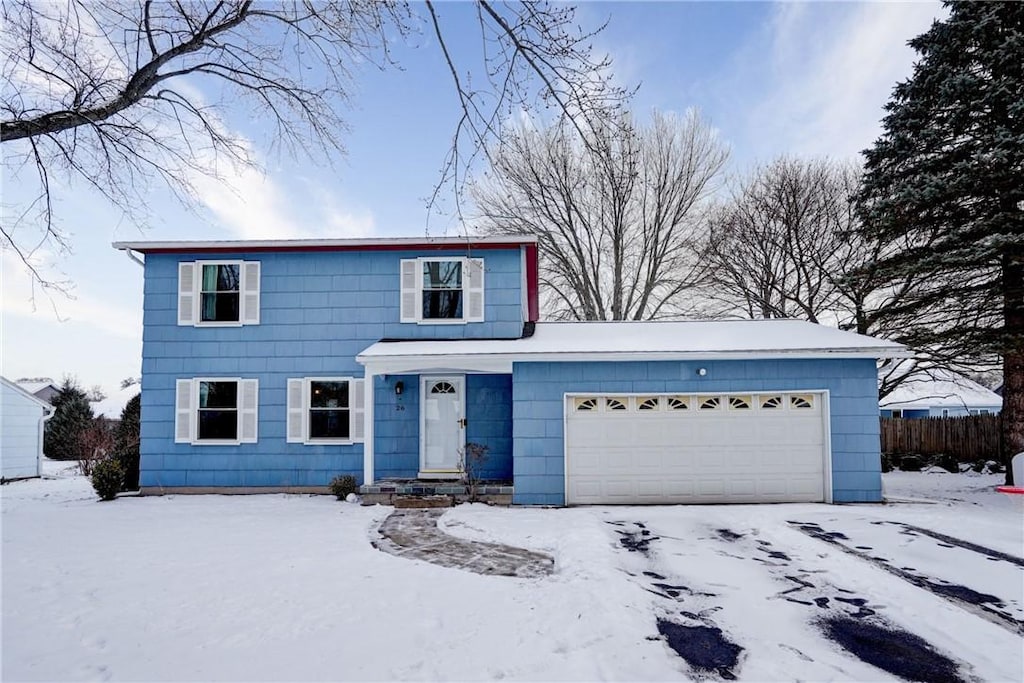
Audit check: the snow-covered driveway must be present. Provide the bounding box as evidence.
[2,466,1021,681]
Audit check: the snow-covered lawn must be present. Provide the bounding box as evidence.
[2,463,1021,682]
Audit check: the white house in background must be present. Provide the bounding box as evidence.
[16,378,60,404]
[1,377,55,481]
[880,367,1002,419]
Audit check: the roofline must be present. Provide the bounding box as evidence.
[358,347,910,365]
[112,235,537,254]
[1,377,56,412]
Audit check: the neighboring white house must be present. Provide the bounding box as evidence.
[880,367,1002,418]
[1,377,55,481]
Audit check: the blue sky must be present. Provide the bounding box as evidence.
[1,1,944,411]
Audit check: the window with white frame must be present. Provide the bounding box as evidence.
[400,257,484,323]
[175,378,258,445]
[178,260,261,326]
[287,377,366,444]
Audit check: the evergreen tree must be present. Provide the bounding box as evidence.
[43,377,94,461]
[857,1,1024,483]
[114,393,141,491]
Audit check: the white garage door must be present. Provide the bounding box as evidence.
[565,392,828,505]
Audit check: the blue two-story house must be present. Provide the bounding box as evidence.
[115,236,905,505]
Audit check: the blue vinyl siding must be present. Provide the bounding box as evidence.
[511,358,882,506]
[465,374,514,481]
[140,248,523,488]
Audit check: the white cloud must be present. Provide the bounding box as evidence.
[1,249,140,340]
[747,2,944,161]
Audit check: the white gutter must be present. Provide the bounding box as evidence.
[37,405,55,478]
[121,248,144,267]
[357,347,911,367]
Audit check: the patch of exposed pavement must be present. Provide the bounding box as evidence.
[373,508,554,578]
[610,519,969,682]
[790,520,1023,635]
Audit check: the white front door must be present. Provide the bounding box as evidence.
[420,376,465,476]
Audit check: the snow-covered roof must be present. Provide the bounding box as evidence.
[94,385,140,420]
[880,368,1002,410]
[16,380,58,396]
[2,377,55,412]
[358,320,906,373]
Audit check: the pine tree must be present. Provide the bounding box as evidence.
[857,1,1024,483]
[43,378,94,461]
[114,393,141,490]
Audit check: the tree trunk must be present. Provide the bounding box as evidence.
[1001,250,1024,486]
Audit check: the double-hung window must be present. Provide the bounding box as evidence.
[400,257,484,324]
[178,260,261,326]
[175,378,258,445]
[286,377,366,444]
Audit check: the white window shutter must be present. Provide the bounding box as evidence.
[177,262,196,325]
[400,259,418,323]
[466,258,485,322]
[175,379,193,443]
[286,378,306,443]
[350,378,366,442]
[239,379,259,443]
[241,261,261,325]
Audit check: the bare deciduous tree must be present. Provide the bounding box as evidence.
[703,157,997,397]
[1,0,627,288]
[473,110,728,320]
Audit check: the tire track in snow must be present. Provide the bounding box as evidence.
[789,520,1023,635]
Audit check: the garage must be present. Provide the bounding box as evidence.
[565,391,829,505]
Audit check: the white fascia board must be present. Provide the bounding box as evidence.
[358,347,910,370]
[359,356,514,376]
[112,235,537,252]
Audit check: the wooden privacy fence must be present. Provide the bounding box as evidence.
[880,415,1001,460]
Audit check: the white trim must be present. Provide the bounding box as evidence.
[0,377,57,411]
[185,377,258,446]
[194,260,245,328]
[409,257,477,326]
[563,389,833,505]
[361,356,513,377]
[292,377,361,445]
[821,390,834,504]
[363,373,375,485]
[418,375,465,476]
[359,349,907,371]
[114,235,537,252]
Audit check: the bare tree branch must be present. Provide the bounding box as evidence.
[474,110,727,321]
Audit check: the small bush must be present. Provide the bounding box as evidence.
[329,474,358,500]
[92,458,125,501]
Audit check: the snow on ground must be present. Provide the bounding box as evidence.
[2,465,1022,682]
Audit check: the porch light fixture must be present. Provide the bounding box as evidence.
[394,381,404,396]
[697,368,707,377]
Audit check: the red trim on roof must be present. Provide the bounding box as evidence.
[525,243,540,322]
[130,241,533,255]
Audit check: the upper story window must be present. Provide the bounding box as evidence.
[175,378,258,445]
[400,257,484,324]
[178,260,260,326]
[286,377,366,444]
[200,264,240,323]
[423,260,463,320]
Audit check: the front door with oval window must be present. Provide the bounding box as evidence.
[420,376,465,476]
